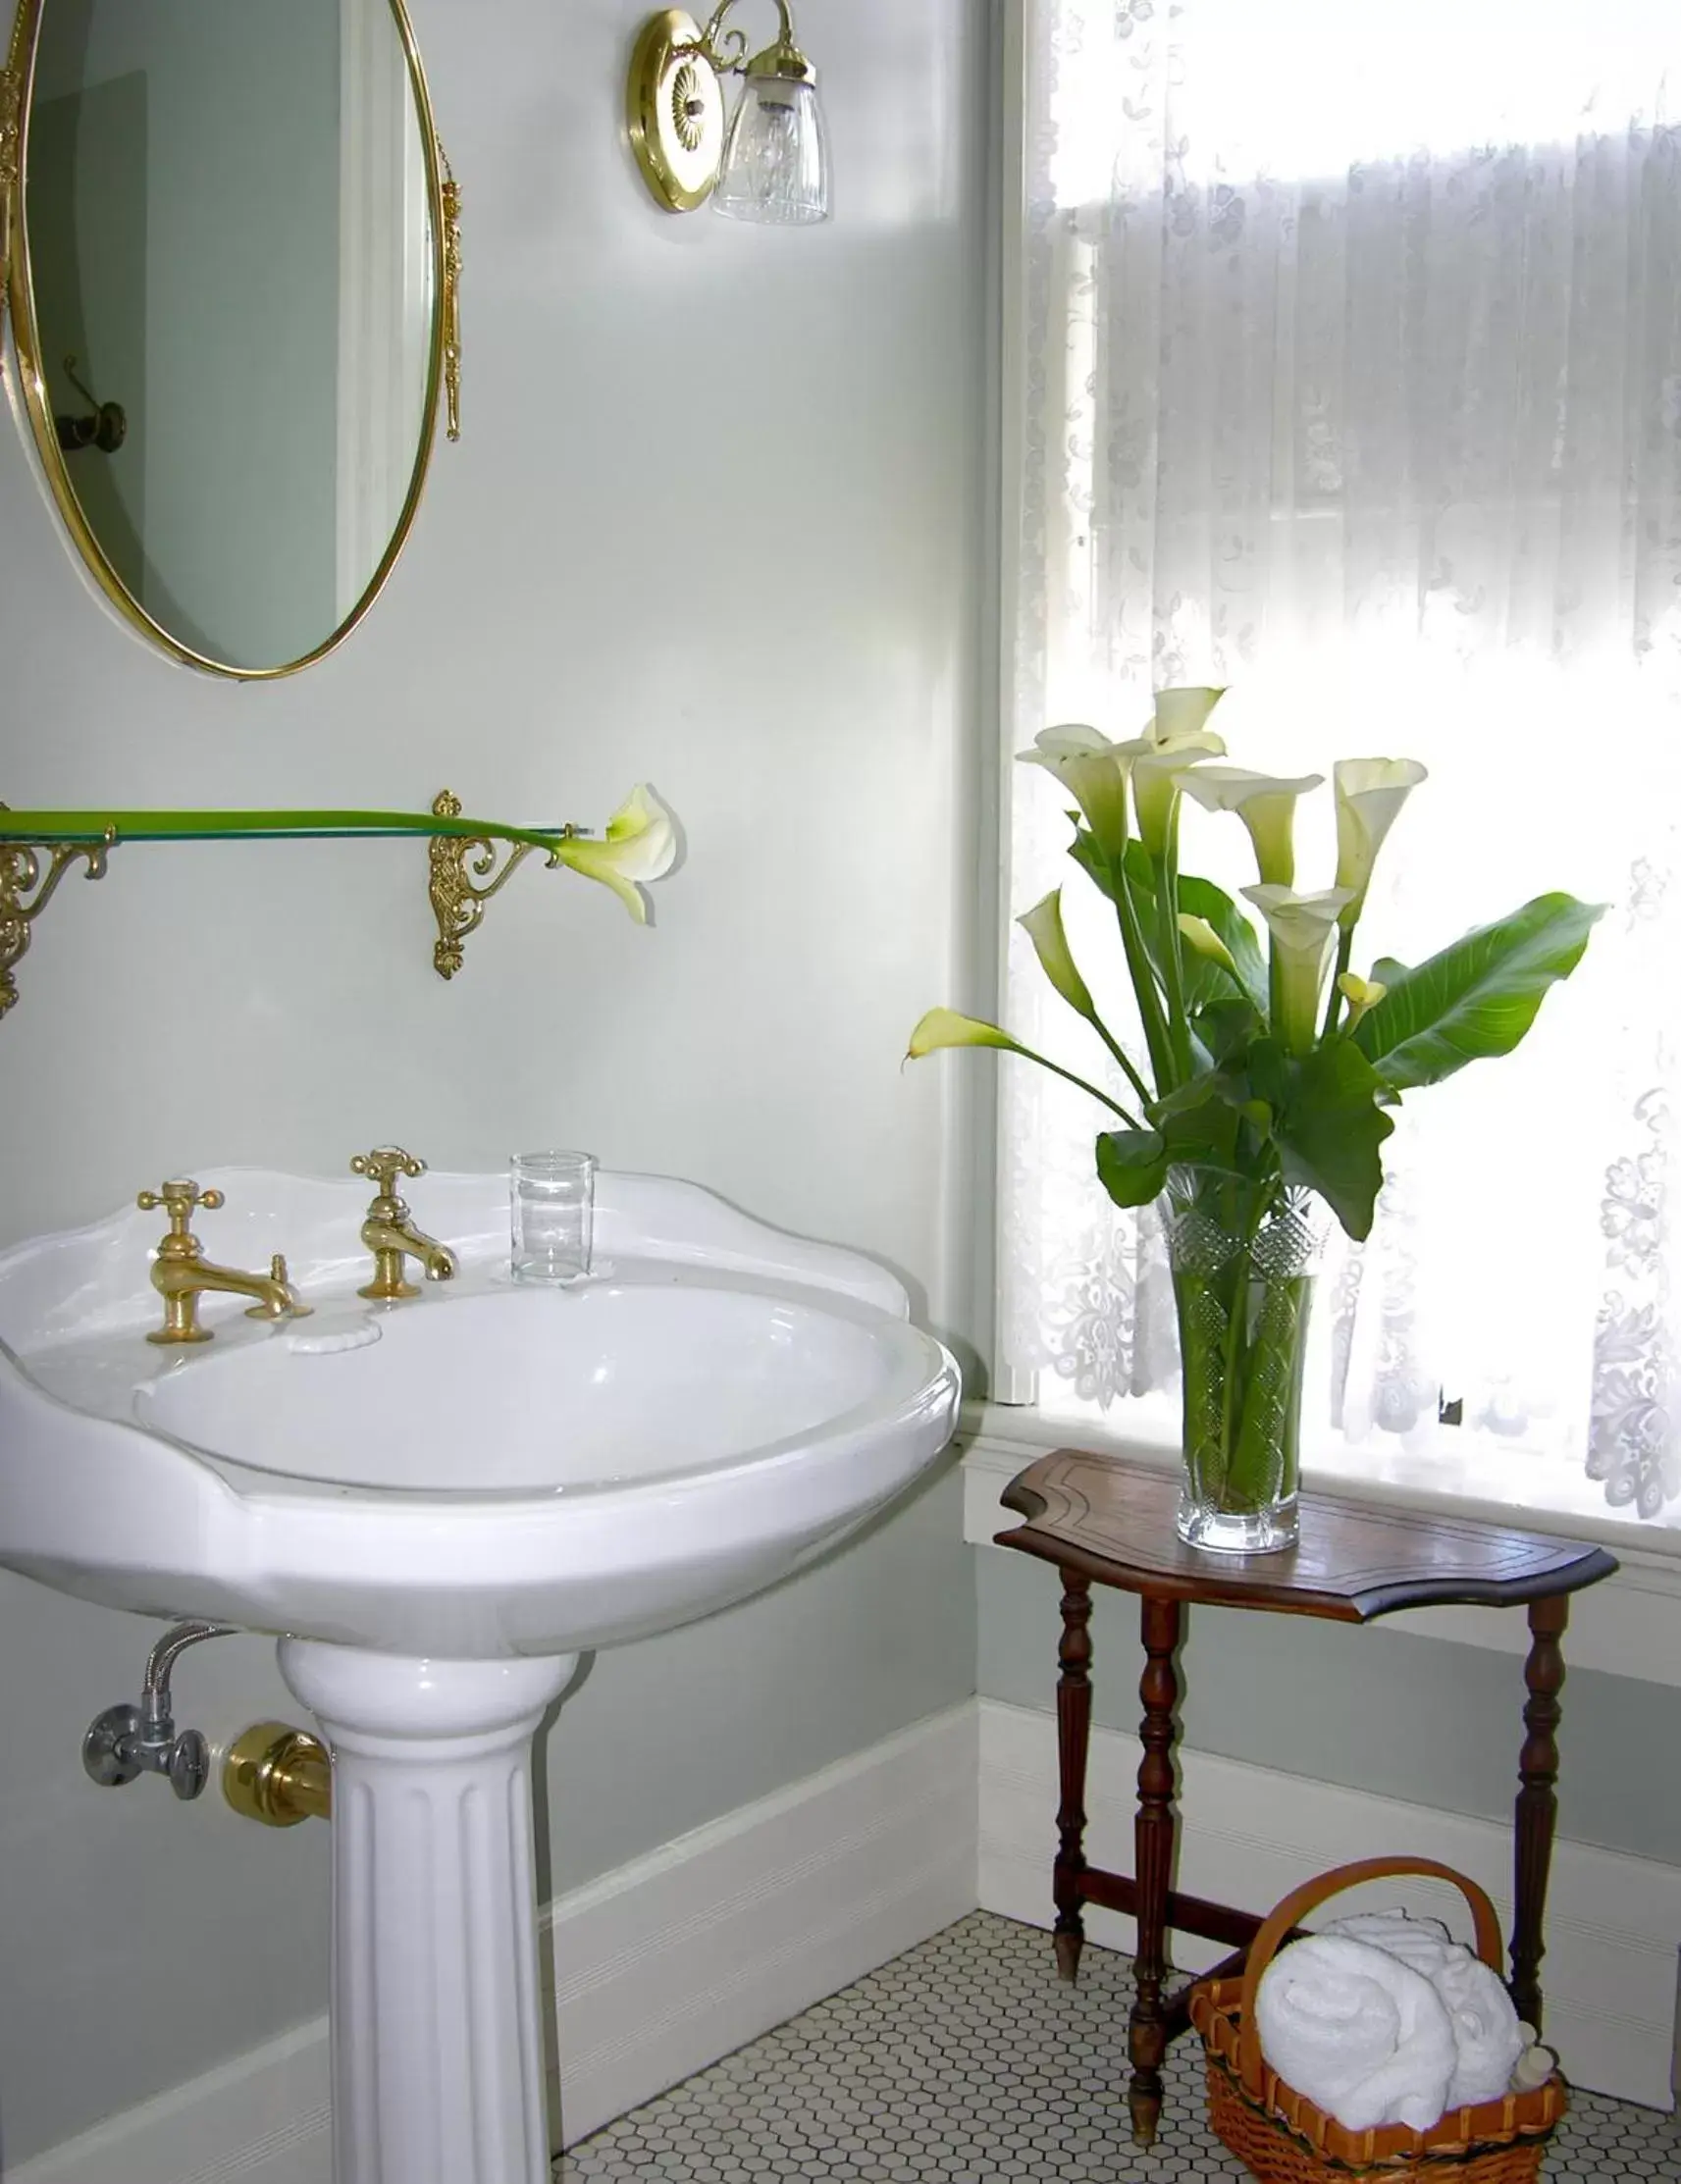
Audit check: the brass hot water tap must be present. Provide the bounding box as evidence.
[138,1180,309,1345]
[350,1147,457,1300]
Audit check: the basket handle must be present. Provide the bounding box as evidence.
[1235,1855,1505,2103]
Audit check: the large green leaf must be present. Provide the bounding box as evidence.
[1071,829,1269,1013]
[1354,893,1604,1091]
[1271,1040,1395,1242]
[1095,1128,1170,1208]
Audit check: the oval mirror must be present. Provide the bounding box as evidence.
[1,0,456,679]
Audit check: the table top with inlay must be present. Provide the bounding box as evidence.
[996,1448,1619,1620]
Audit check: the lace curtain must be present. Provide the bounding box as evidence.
[999,0,1681,1523]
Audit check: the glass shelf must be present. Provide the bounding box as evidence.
[0,807,574,850]
[0,798,590,1018]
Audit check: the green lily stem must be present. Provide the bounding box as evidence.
[1152,837,1194,1085]
[1107,849,1176,1098]
[1321,927,1355,1041]
[1217,1174,1275,1479]
[1094,1024,1156,1118]
[1004,1036,1143,1132]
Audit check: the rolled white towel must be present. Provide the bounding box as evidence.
[1327,1909,1455,1981]
[1326,1908,1525,2106]
[1256,1933,1458,2132]
[1436,1951,1526,2106]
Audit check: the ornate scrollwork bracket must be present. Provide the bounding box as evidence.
[427,790,576,981]
[0,806,113,1019]
[438,140,461,443]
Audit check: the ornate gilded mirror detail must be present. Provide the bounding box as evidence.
[440,145,461,443]
[2,0,461,679]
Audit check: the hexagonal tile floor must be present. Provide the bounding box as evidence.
[555,1911,1681,2181]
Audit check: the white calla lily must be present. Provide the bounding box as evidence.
[1018,724,1131,860]
[1151,686,1229,745]
[1174,764,1325,888]
[1110,687,1230,858]
[1334,757,1428,929]
[907,1007,1022,1060]
[1242,883,1356,1053]
[1337,971,1388,1033]
[906,1006,1141,1123]
[550,783,677,923]
[1018,891,1097,1023]
[1177,912,1238,978]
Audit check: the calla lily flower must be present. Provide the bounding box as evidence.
[1334,757,1428,929]
[906,1006,1139,1122]
[550,783,677,923]
[1018,725,1131,861]
[1177,913,1238,978]
[1174,764,1325,888]
[1337,971,1388,1033]
[1111,687,1230,858]
[1019,891,1099,1024]
[1152,686,1229,744]
[1242,883,1355,1053]
[906,1007,1024,1060]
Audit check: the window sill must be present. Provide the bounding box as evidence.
[960,1398,1681,1688]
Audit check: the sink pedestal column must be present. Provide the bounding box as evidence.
[279,1641,575,2184]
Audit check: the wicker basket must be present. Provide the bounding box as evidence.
[1188,1855,1568,2181]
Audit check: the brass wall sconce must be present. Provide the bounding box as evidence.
[52,353,126,454]
[627,3,830,224]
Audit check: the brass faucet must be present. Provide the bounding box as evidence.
[350,1148,457,1300]
[138,1181,309,1346]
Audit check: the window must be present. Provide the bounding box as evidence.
[997,0,1681,1528]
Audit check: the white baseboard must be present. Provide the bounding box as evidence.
[7,1703,978,2184]
[14,1691,1674,2182]
[977,1697,1681,2112]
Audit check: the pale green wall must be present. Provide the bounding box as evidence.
[0,0,990,2164]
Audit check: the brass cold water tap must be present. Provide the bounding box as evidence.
[350,1147,457,1300]
[137,1180,309,1346]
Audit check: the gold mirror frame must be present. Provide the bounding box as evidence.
[0,0,460,682]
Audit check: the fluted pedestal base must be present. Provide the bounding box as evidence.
[279,1641,575,2184]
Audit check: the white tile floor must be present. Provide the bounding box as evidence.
[556,1912,1681,2182]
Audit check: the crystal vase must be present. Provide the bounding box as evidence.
[1162,1170,1327,1554]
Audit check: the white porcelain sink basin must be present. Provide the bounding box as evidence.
[0,1167,960,2184]
[0,1168,961,1657]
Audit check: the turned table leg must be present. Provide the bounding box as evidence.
[1053,1570,1093,1982]
[1510,1594,1568,2032]
[1128,1592,1183,2148]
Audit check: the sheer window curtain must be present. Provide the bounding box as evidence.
[998,0,1681,1525]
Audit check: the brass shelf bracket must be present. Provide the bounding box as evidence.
[428,788,576,981]
[0,806,112,1018]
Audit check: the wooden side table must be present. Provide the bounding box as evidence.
[996,1448,1619,2147]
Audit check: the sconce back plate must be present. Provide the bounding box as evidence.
[628,10,724,213]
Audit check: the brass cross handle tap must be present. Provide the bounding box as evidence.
[136,1179,307,1345]
[350,1148,457,1301]
[349,1147,425,1200]
[137,1179,227,1235]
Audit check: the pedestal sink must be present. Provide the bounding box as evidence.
[0,1169,961,2184]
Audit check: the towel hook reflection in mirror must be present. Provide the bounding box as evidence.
[54,353,126,454]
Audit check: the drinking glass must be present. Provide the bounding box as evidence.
[509,1151,596,1284]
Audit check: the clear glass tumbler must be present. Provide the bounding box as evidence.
[509,1151,596,1284]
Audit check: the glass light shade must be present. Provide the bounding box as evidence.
[711,75,830,225]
